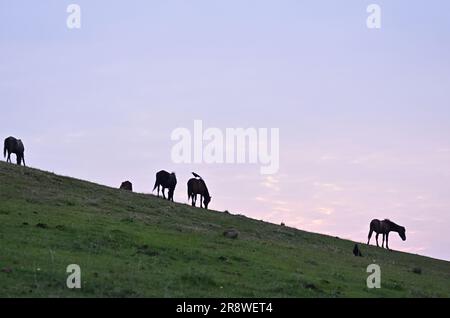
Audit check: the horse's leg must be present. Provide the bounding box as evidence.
[6,152,11,163]
[367,229,373,245]
[382,234,385,248]
[200,195,203,208]
[192,195,196,207]
[162,188,166,199]
[375,233,379,247]
[21,154,25,167]
[386,233,390,250]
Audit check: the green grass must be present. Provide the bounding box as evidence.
[0,161,449,298]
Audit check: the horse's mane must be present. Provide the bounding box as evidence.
[199,178,210,197]
[383,219,402,229]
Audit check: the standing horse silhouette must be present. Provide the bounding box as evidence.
[187,172,211,209]
[153,170,177,201]
[4,136,25,166]
[367,219,406,249]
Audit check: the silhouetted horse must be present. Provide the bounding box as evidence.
[4,136,25,166]
[367,219,406,249]
[153,170,177,201]
[187,172,211,209]
[120,181,133,191]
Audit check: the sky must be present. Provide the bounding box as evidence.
[1,0,450,261]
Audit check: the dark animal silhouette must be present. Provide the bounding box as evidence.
[353,244,363,257]
[192,172,202,179]
[153,170,177,201]
[187,172,211,209]
[367,219,406,250]
[120,181,133,191]
[4,136,25,166]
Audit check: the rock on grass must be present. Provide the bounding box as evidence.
[223,229,239,239]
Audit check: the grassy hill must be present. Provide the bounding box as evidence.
[0,161,449,298]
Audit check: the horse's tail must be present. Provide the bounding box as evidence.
[152,179,158,192]
[3,139,6,158]
[187,181,192,200]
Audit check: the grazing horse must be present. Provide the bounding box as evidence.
[367,219,406,250]
[4,136,25,166]
[153,170,177,201]
[187,172,211,209]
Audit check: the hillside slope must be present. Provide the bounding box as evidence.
[0,161,449,297]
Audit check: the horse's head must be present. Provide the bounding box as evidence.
[398,227,406,241]
[169,173,177,186]
[203,195,211,209]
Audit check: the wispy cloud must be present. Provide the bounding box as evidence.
[260,175,280,192]
[315,207,334,215]
[313,182,343,192]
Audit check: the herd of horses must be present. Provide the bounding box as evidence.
[3,136,407,250]
[152,170,212,209]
